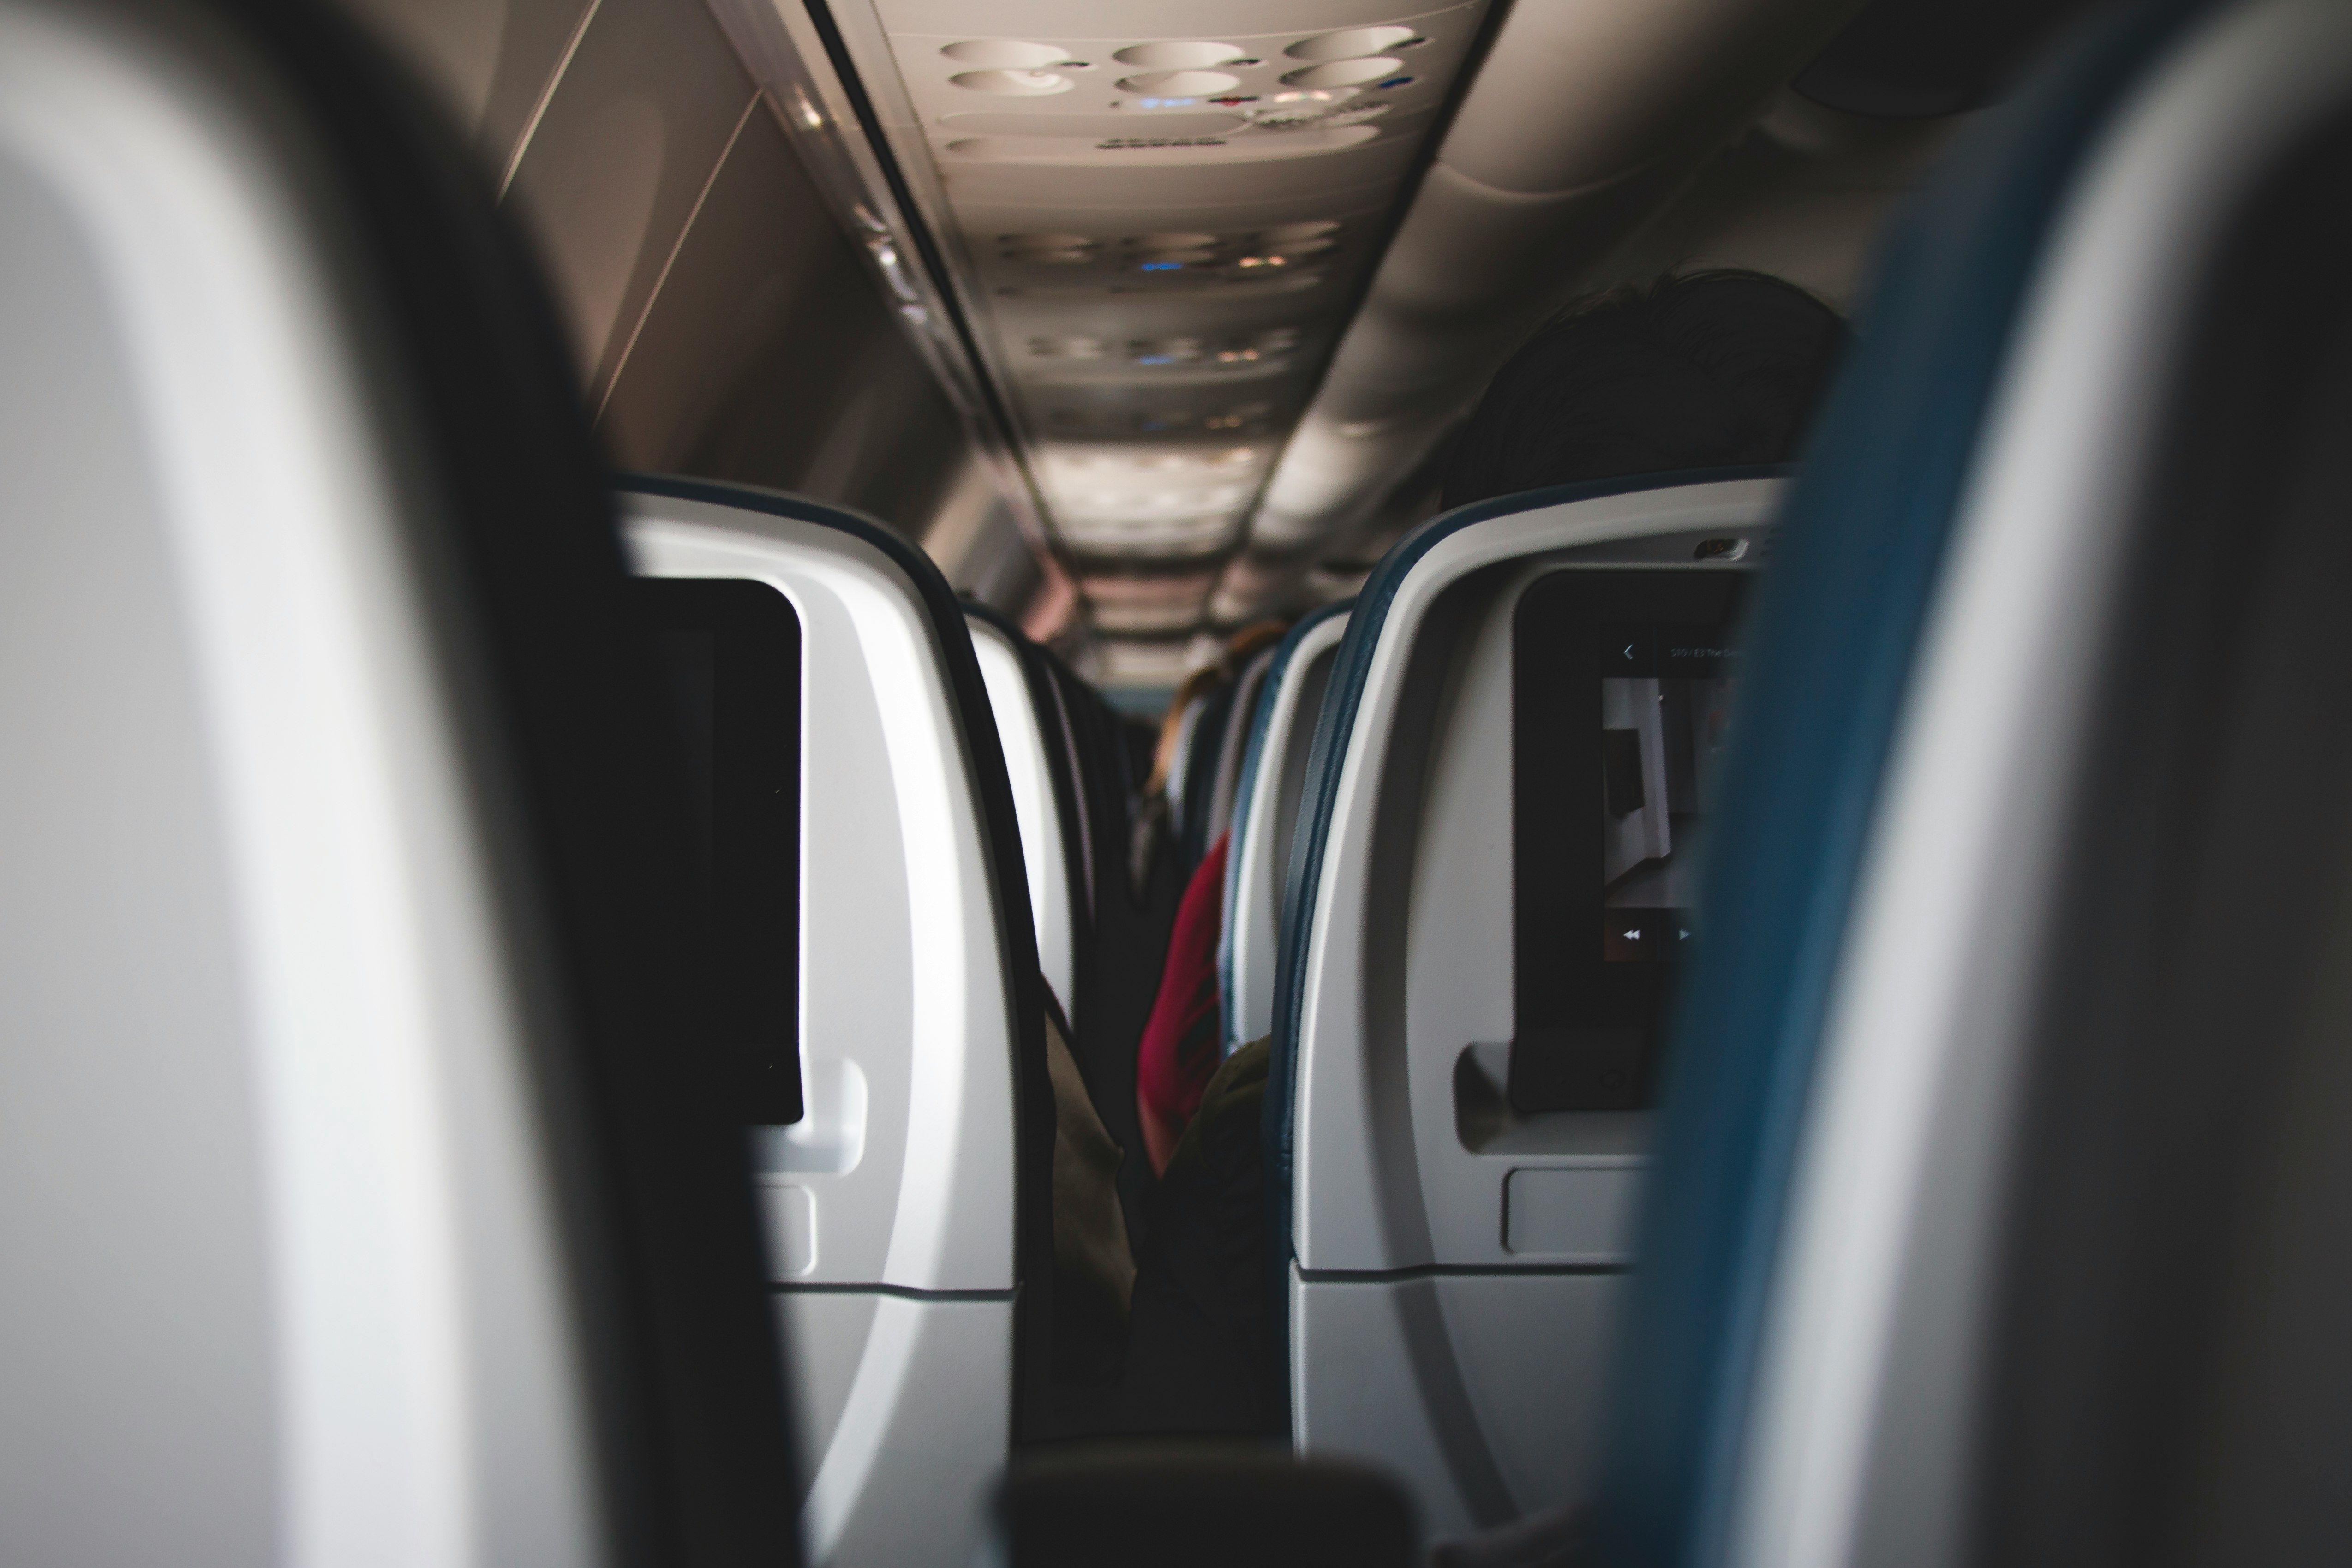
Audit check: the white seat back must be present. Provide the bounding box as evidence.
[1274,476,1782,1538]
[0,6,794,1562]
[625,479,1035,1568]
[1221,603,1352,1053]
[968,613,1079,1013]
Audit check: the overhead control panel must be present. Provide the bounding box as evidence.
[781,0,1494,678]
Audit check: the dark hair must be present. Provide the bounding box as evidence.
[1440,270,1850,511]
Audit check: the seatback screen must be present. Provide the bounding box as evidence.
[1512,569,1746,1111]
[1599,626,1737,962]
[637,577,803,1125]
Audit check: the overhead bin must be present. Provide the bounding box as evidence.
[0,2,794,1562]
[1269,473,1784,1538]
[1592,4,2352,1566]
[620,477,1044,1568]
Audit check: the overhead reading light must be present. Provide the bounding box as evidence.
[1128,336,1207,363]
[1112,41,1247,69]
[1281,58,1403,88]
[1027,335,1112,358]
[940,40,1068,68]
[1000,232,1097,249]
[1117,69,1242,95]
[1285,25,1424,61]
[999,232,1101,264]
[950,68,1074,96]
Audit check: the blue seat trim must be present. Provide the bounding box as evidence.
[1589,6,2213,1566]
[1260,465,1788,1354]
[1219,597,1353,1053]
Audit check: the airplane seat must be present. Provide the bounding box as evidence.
[1266,470,1785,1540]
[1584,3,2352,1566]
[1042,648,1185,1263]
[1167,627,1289,873]
[1222,601,1354,1056]
[1166,679,1233,874]
[0,1,794,1562]
[618,476,1056,1562]
[1202,640,1282,860]
[962,606,1173,1265]
[965,604,1087,1019]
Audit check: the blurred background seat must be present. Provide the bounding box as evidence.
[1598,6,2352,1568]
[0,2,796,1563]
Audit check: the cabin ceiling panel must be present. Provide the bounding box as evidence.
[870,0,1475,41]
[929,134,1430,207]
[697,0,1947,677]
[805,0,1495,658]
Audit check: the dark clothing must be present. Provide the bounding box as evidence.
[1108,1036,1281,1435]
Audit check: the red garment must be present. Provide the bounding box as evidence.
[1137,831,1230,1167]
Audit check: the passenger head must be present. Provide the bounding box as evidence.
[1441,270,1849,512]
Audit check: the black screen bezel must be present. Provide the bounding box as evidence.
[637,576,804,1125]
[1511,568,1746,1112]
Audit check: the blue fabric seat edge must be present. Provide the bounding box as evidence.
[1586,6,2216,1567]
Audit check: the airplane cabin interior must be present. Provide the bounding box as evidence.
[7,0,2352,1566]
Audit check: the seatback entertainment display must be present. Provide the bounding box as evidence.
[1598,626,1736,962]
[1512,569,1746,1111]
[636,576,804,1126]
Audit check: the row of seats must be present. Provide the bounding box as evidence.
[696,0,2352,1561]
[609,451,1789,1553]
[14,2,2352,1568]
